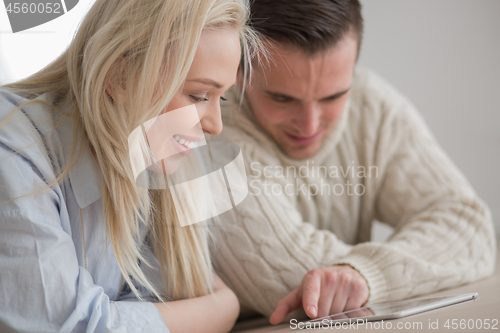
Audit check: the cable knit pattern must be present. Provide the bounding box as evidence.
[209,68,496,317]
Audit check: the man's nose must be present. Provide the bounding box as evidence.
[200,101,223,135]
[296,102,321,136]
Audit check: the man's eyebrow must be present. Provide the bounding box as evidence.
[187,78,224,89]
[264,91,298,101]
[320,87,351,101]
[264,87,351,101]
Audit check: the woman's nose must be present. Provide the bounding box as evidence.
[200,101,223,135]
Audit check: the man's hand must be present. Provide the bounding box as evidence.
[269,265,369,325]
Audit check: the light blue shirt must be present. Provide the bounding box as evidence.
[0,89,170,333]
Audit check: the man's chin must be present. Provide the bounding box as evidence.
[275,131,325,159]
[280,142,321,160]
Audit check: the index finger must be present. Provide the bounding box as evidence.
[301,270,322,318]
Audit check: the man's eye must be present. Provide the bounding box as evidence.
[323,96,340,102]
[273,97,292,103]
[268,94,294,103]
[190,95,209,103]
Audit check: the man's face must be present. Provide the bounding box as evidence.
[244,35,358,159]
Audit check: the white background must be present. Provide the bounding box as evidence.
[0,0,96,82]
[358,0,500,240]
[1,0,499,238]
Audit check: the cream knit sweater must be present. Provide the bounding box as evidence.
[209,68,496,317]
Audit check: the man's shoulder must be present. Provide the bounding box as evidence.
[351,68,409,107]
[349,68,421,126]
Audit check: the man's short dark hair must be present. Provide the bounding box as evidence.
[250,0,363,56]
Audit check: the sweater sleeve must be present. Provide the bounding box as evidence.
[335,85,496,304]
[210,138,354,317]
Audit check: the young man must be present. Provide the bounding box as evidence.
[209,0,496,324]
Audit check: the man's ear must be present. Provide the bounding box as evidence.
[105,56,127,104]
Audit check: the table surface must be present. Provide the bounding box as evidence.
[232,246,500,332]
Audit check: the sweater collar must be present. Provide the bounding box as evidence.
[222,87,351,167]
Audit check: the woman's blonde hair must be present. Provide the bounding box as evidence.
[3,0,259,301]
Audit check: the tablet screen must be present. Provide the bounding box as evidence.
[305,293,478,324]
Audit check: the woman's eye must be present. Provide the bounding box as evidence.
[220,96,227,101]
[190,95,209,103]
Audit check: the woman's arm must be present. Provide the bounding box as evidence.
[153,274,240,333]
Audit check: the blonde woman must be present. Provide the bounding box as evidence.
[0,0,259,332]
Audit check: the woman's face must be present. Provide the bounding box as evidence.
[146,28,241,175]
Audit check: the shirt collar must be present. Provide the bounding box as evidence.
[55,104,102,209]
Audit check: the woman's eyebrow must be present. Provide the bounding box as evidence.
[187,78,224,89]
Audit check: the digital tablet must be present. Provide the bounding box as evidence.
[303,292,478,326]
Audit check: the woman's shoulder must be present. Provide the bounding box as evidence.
[0,88,67,200]
[0,87,59,139]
